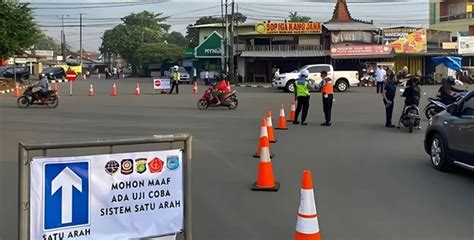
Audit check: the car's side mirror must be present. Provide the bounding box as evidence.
[446,104,457,115]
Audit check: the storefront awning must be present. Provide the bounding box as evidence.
[241,50,329,58]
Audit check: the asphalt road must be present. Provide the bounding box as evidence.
[0,78,473,240]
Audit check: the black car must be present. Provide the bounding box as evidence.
[42,67,65,80]
[424,91,474,171]
[0,66,29,81]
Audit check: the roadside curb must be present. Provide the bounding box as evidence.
[233,84,273,89]
[0,85,28,94]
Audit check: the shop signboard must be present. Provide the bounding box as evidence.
[458,36,474,55]
[255,22,322,35]
[391,29,427,53]
[194,31,223,58]
[330,45,393,57]
[382,27,419,42]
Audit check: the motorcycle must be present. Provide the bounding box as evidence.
[197,88,238,110]
[399,88,421,133]
[400,105,421,133]
[424,88,468,119]
[17,86,59,108]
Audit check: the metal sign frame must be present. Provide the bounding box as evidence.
[18,134,192,240]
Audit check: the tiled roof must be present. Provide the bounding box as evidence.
[326,0,373,25]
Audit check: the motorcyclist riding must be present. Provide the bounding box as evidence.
[211,72,229,105]
[397,77,421,129]
[37,73,49,99]
[439,76,465,105]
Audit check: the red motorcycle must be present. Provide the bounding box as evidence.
[197,88,238,110]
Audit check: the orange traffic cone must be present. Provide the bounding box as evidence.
[276,104,289,130]
[251,118,280,192]
[111,83,117,96]
[295,170,321,240]
[288,100,296,122]
[13,83,21,97]
[253,118,275,159]
[192,82,198,94]
[88,84,94,96]
[135,82,141,96]
[266,111,277,143]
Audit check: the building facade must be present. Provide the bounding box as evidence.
[429,0,474,35]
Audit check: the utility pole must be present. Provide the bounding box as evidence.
[229,0,235,83]
[79,13,83,67]
[220,0,225,72]
[59,14,69,61]
[224,0,229,74]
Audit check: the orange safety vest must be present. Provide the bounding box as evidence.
[321,78,334,94]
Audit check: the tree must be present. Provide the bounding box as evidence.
[165,32,188,48]
[32,33,61,54]
[186,13,247,49]
[288,12,311,22]
[0,1,40,58]
[99,11,183,75]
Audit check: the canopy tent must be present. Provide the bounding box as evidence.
[431,56,462,72]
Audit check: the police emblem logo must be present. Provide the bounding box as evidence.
[166,156,180,171]
[121,159,133,175]
[148,157,164,173]
[135,158,147,174]
[105,160,119,175]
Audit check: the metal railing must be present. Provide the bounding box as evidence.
[245,44,325,52]
[18,134,193,240]
[440,12,473,22]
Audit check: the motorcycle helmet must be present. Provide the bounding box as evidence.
[173,65,179,71]
[299,69,309,78]
[447,76,456,85]
[214,72,227,82]
[40,73,46,79]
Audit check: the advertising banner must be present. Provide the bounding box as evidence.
[255,22,322,35]
[330,45,393,57]
[391,29,427,53]
[331,31,373,44]
[382,27,419,42]
[458,36,474,55]
[30,149,184,239]
[154,79,171,90]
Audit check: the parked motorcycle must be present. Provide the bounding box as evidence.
[424,91,469,119]
[197,88,238,110]
[17,86,59,108]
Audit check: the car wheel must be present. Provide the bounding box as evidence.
[285,80,295,93]
[430,133,451,171]
[336,79,349,92]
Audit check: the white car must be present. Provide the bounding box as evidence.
[272,64,359,92]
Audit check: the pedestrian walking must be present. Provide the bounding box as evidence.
[293,70,313,126]
[204,69,210,85]
[382,72,397,128]
[375,65,386,93]
[319,70,334,126]
[169,65,180,94]
[193,68,197,84]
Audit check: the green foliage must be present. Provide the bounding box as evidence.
[165,32,188,48]
[33,33,61,54]
[0,1,40,57]
[288,11,311,22]
[99,11,183,74]
[186,13,247,49]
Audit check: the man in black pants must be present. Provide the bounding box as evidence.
[169,66,180,94]
[319,71,334,126]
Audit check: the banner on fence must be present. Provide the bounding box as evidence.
[30,149,183,239]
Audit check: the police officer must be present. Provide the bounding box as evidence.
[319,71,334,126]
[169,65,180,94]
[293,70,312,125]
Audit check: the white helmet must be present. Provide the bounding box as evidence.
[173,65,179,71]
[299,69,309,78]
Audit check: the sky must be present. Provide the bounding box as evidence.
[26,0,429,52]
